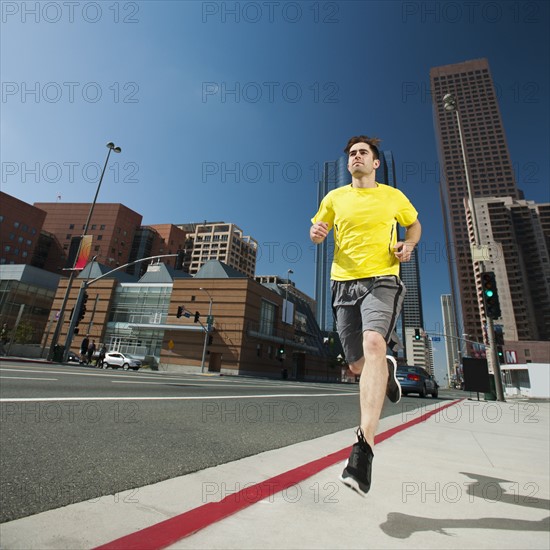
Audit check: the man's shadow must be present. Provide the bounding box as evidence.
[380,472,550,539]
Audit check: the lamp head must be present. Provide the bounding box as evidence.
[106,142,122,153]
[443,93,456,111]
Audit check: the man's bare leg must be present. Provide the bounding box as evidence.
[348,330,389,449]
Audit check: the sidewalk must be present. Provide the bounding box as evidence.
[1,398,548,549]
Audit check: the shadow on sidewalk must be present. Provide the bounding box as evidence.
[380,472,550,539]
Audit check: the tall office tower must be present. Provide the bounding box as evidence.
[472,197,550,342]
[430,58,520,346]
[176,222,257,277]
[441,294,460,386]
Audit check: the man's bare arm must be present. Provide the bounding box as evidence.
[394,219,422,262]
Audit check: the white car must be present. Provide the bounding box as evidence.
[102,352,142,371]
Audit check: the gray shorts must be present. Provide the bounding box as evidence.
[331,276,406,364]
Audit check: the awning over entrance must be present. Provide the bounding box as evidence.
[127,323,204,332]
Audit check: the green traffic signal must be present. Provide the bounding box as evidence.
[480,271,501,320]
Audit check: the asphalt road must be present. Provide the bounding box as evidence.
[0,360,460,523]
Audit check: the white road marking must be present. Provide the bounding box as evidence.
[0,393,357,403]
[0,367,356,392]
[0,376,58,381]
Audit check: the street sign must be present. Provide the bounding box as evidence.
[432,337,441,341]
[168,340,174,350]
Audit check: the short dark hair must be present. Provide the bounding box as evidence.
[344,135,381,161]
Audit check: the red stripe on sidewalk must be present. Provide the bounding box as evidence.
[95,399,463,550]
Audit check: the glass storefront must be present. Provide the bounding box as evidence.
[104,284,171,361]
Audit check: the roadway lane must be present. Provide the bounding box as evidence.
[0,361,449,523]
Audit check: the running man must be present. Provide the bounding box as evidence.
[310,135,421,496]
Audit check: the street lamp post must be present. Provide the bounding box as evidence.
[284,269,293,325]
[48,142,122,362]
[199,287,213,373]
[284,269,293,376]
[443,94,505,401]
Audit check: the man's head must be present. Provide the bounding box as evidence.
[345,135,381,177]
[344,135,381,160]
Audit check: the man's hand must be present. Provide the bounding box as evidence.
[393,241,415,262]
[310,221,329,244]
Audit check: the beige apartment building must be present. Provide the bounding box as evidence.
[177,222,258,277]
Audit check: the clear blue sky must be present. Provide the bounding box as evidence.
[2,1,549,381]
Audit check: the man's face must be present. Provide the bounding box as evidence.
[347,142,380,176]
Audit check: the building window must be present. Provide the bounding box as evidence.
[14,222,19,228]
[100,225,106,230]
[66,234,72,240]
[69,224,75,229]
[97,235,103,241]
[259,300,276,336]
[92,224,97,230]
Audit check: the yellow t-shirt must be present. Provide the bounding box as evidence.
[311,183,418,280]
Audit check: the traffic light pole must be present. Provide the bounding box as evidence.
[444,95,505,402]
[199,288,213,373]
[486,316,505,401]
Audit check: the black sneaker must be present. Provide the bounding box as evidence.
[386,355,402,404]
[339,428,374,497]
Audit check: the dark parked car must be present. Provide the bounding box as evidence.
[397,366,439,398]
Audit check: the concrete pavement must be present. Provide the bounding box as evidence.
[1,396,549,549]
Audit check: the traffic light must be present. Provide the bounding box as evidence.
[194,311,200,323]
[497,346,504,364]
[176,306,184,318]
[480,271,501,319]
[175,249,185,270]
[76,291,88,325]
[414,328,421,340]
[494,324,504,346]
[277,345,285,360]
